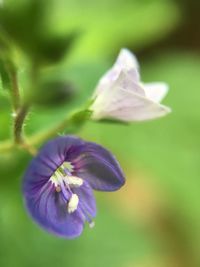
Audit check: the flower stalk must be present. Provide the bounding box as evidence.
[7,64,20,112]
[29,109,91,146]
[13,104,30,144]
[12,61,38,153]
[0,108,91,154]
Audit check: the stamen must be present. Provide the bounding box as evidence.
[68,194,79,213]
[66,176,83,187]
[49,162,83,212]
[79,206,95,228]
[58,177,70,202]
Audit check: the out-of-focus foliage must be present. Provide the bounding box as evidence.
[1,0,200,267]
[0,0,77,65]
[51,0,180,61]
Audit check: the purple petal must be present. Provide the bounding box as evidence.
[24,181,84,238]
[73,181,96,218]
[23,135,124,237]
[23,136,85,194]
[72,142,125,191]
[26,135,125,192]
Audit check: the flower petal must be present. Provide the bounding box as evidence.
[72,142,125,191]
[107,88,171,121]
[94,48,140,96]
[91,71,171,121]
[23,136,124,236]
[91,71,145,120]
[143,82,169,103]
[24,181,84,238]
[115,48,139,75]
[23,136,85,194]
[73,181,96,220]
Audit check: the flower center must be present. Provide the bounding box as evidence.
[50,161,83,213]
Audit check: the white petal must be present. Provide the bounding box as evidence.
[91,71,145,119]
[116,48,139,73]
[108,89,171,121]
[143,82,169,103]
[94,48,140,96]
[91,74,171,122]
[114,71,145,96]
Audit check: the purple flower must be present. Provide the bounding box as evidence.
[23,136,125,238]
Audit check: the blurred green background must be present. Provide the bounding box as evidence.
[0,0,200,266]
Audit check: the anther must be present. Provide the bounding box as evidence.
[66,176,83,187]
[68,194,79,213]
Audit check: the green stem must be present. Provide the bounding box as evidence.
[30,109,91,146]
[0,108,91,154]
[0,140,14,153]
[19,141,38,156]
[29,117,70,146]
[12,62,38,148]
[5,60,20,112]
[0,139,37,156]
[9,68,20,112]
[13,104,30,144]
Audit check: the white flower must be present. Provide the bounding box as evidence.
[90,48,171,122]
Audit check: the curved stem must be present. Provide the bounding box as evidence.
[0,139,37,156]
[30,109,91,146]
[0,140,14,153]
[1,108,91,154]
[29,117,70,146]
[12,62,38,147]
[19,141,38,156]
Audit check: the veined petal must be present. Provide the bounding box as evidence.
[73,181,96,222]
[90,48,171,122]
[91,71,145,120]
[23,136,124,237]
[94,48,139,96]
[115,48,139,75]
[143,82,169,103]
[72,142,125,191]
[91,71,170,121]
[24,181,84,238]
[105,88,171,121]
[92,84,170,122]
[23,136,85,196]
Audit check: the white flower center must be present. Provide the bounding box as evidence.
[50,162,83,213]
[51,174,83,188]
